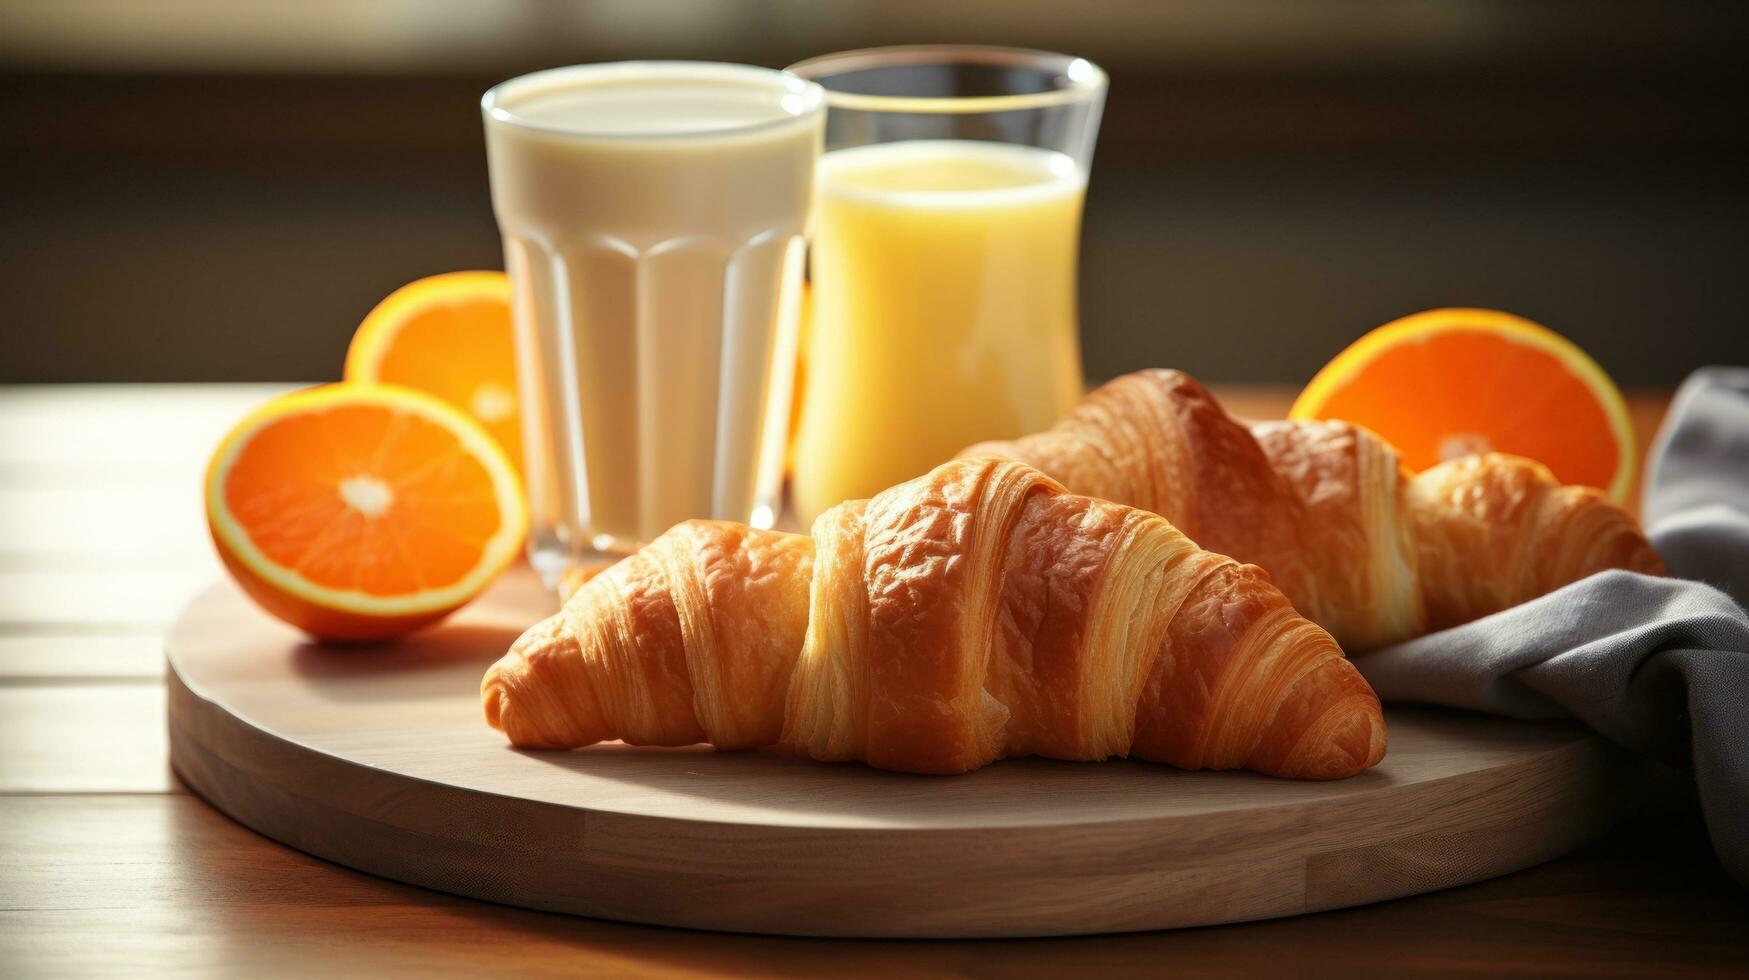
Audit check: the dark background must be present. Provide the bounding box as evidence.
[4,0,1747,385]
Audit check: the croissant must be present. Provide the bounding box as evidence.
[966,369,1666,650]
[483,457,1386,779]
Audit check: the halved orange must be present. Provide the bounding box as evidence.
[205,383,528,642]
[1290,308,1635,502]
[344,271,523,475]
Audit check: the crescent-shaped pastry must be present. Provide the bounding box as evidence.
[967,369,1665,649]
[484,457,1386,779]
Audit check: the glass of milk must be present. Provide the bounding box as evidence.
[784,47,1106,528]
[483,63,825,582]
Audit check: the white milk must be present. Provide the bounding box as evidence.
[483,63,823,575]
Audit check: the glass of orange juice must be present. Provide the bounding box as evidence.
[785,46,1107,526]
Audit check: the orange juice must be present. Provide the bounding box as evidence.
[791,139,1086,525]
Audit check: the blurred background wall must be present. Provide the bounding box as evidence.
[2,0,1745,385]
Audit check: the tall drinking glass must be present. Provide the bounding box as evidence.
[786,46,1107,526]
[483,63,825,583]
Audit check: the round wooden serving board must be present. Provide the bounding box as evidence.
[166,566,1635,938]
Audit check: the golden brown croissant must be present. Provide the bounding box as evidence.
[484,457,1386,779]
[966,369,1665,650]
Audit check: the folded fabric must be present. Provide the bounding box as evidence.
[1644,366,1749,612]
[1354,366,1749,885]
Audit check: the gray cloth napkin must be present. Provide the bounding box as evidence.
[1354,366,1749,885]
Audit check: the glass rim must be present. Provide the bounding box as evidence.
[785,45,1107,115]
[481,61,826,140]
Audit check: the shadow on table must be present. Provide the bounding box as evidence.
[288,623,522,679]
[506,732,1404,823]
[163,771,1748,976]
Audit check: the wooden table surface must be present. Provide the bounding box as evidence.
[2,383,1743,978]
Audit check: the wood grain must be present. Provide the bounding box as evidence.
[3,382,1738,977]
[0,483,215,562]
[0,383,290,480]
[164,569,1641,937]
[2,794,1743,978]
[0,682,174,793]
[0,634,168,681]
[0,567,213,630]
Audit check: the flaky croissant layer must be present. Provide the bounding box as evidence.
[484,457,1386,779]
[968,369,1665,651]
